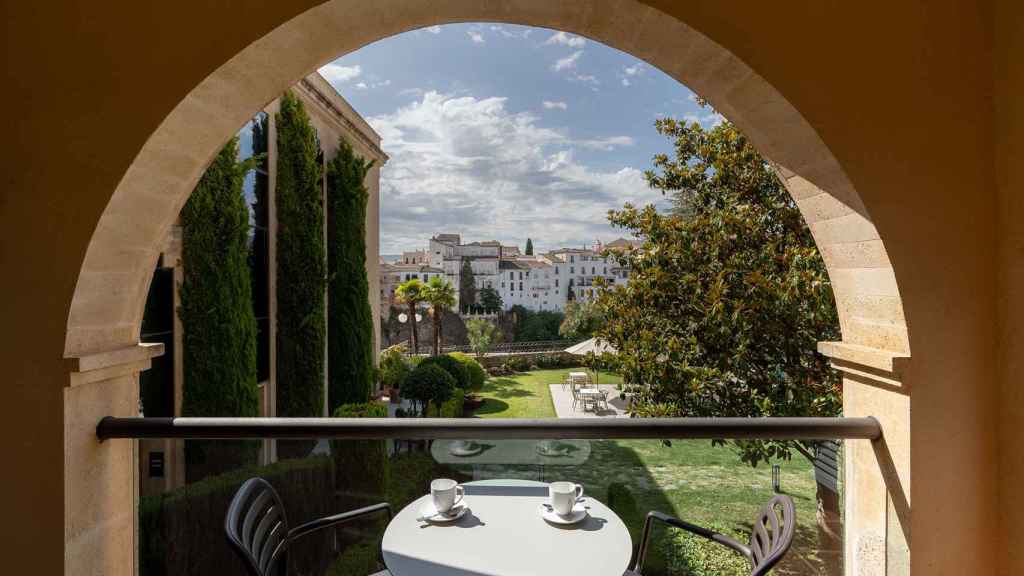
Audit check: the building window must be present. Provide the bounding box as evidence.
[570,255,575,263]
[592,266,596,274]
[555,267,559,274]
[240,111,270,383]
[519,282,524,291]
[570,267,575,274]
[501,282,505,288]
[139,266,175,417]
[555,279,559,287]
[603,267,607,274]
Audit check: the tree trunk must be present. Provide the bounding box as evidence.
[436,310,443,355]
[408,302,418,355]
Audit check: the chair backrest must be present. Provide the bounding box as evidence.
[226,478,290,576]
[748,494,796,576]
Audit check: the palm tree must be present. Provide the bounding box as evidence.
[424,276,456,356]
[394,278,426,355]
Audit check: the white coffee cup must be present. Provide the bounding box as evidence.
[431,478,464,514]
[549,481,584,516]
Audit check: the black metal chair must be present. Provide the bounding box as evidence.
[626,494,796,576]
[225,477,392,576]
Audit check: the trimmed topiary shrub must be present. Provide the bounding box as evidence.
[403,363,455,416]
[275,91,326,419]
[434,387,465,417]
[326,138,376,411]
[178,138,261,480]
[448,352,486,391]
[418,354,471,390]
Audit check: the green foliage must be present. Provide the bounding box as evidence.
[332,401,388,418]
[139,457,334,576]
[418,354,471,390]
[179,138,259,419]
[331,403,388,511]
[325,539,384,576]
[434,387,465,417]
[559,300,606,340]
[661,523,752,576]
[395,278,427,354]
[402,363,456,416]
[510,305,564,341]
[466,318,499,356]
[379,344,412,389]
[424,276,456,355]
[525,237,534,255]
[478,287,503,313]
[459,258,477,313]
[326,137,375,411]
[598,113,841,466]
[275,91,326,417]
[449,352,486,391]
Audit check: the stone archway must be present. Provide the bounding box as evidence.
[62,2,910,575]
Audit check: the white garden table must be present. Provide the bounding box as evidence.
[382,479,633,576]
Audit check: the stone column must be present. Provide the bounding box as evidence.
[819,342,911,576]
[65,343,164,576]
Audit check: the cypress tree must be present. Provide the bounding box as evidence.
[525,238,533,255]
[326,138,376,410]
[275,91,326,417]
[178,138,260,479]
[179,138,259,418]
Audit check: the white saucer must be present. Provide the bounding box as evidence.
[539,502,588,525]
[419,501,469,523]
[536,443,570,457]
[448,441,484,457]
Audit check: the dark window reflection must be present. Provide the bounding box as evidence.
[242,112,271,383]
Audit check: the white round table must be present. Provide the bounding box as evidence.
[382,479,633,576]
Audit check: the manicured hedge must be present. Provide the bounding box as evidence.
[276,91,326,418]
[448,352,486,391]
[326,138,376,411]
[332,403,389,511]
[139,457,334,576]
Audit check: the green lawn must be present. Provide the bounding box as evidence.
[475,367,622,418]
[466,368,830,575]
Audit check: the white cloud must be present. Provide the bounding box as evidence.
[425,25,442,34]
[490,25,532,39]
[624,63,645,76]
[368,92,659,253]
[543,100,568,110]
[467,30,485,43]
[579,136,635,150]
[684,112,725,128]
[356,82,368,89]
[552,50,582,71]
[318,63,362,86]
[621,78,631,87]
[545,31,586,48]
[570,73,600,90]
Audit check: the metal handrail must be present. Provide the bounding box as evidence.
[97,416,881,441]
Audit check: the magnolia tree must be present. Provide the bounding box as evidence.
[595,113,842,544]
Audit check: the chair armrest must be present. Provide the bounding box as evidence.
[288,502,392,542]
[633,511,751,574]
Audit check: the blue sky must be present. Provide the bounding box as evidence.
[317,23,722,255]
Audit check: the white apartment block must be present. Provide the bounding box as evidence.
[382,235,637,315]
